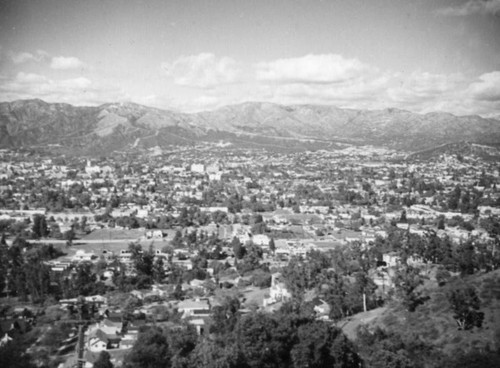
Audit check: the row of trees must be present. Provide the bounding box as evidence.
[281,248,378,319]
[124,304,361,368]
[0,234,109,302]
[374,227,500,275]
[0,236,65,302]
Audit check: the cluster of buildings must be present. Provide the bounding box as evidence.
[1,143,499,366]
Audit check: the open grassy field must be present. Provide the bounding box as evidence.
[63,238,170,259]
[81,228,146,241]
[52,228,173,259]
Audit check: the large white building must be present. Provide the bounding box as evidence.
[190,164,205,174]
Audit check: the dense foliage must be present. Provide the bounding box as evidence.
[123,306,362,368]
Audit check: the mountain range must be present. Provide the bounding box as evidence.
[1,99,499,155]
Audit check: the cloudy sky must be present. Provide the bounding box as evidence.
[0,0,499,116]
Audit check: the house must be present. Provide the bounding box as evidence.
[177,299,210,319]
[382,253,400,267]
[208,173,222,181]
[59,295,107,310]
[200,206,229,213]
[97,318,123,335]
[252,234,270,246]
[146,230,164,239]
[85,161,101,175]
[46,260,71,272]
[119,331,137,349]
[264,273,292,306]
[118,250,135,267]
[189,279,207,291]
[237,232,252,244]
[0,333,13,347]
[190,164,204,173]
[72,250,96,262]
[478,205,500,216]
[382,252,425,268]
[189,318,206,335]
[312,298,331,319]
[87,329,109,352]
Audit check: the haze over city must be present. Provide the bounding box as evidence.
[0,0,499,116]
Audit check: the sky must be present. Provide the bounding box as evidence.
[0,0,499,116]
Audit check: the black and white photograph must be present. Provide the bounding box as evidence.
[1,1,500,367]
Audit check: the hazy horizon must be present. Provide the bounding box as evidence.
[1,0,499,117]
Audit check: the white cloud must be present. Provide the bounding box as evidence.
[270,78,385,107]
[437,0,500,16]
[161,53,500,116]
[50,56,85,70]
[9,50,48,64]
[255,63,475,114]
[3,49,499,117]
[468,71,500,101]
[10,52,35,64]
[168,92,246,112]
[387,72,465,107]
[1,72,90,95]
[161,53,240,88]
[386,71,500,116]
[14,72,48,85]
[0,72,124,105]
[255,54,375,84]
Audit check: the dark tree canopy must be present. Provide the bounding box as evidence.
[94,351,114,368]
[448,284,484,330]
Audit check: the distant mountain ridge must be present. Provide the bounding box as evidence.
[1,99,499,155]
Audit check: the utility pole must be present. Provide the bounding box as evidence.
[64,297,98,368]
[75,321,86,368]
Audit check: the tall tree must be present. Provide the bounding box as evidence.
[94,351,114,368]
[322,272,348,321]
[152,257,165,283]
[291,321,362,368]
[392,265,426,312]
[269,237,276,255]
[32,214,49,238]
[448,284,484,330]
[72,262,98,296]
[135,244,155,277]
[209,296,241,337]
[454,238,476,275]
[0,235,8,294]
[189,338,241,368]
[23,252,51,303]
[124,327,172,368]
[0,341,36,368]
[234,312,293,368]
[7,244,28,298]
[351,271,377,313]
[231,237,245,260]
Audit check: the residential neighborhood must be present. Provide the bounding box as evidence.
[1,144,500,367]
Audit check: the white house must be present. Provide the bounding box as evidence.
[190,164,205,174]
[97,319,123,335]
[0,333,13,347]
[252,234,270,246]
[264,273,292,306]
[177,299,210,319]
[72,250,96,262]
[146,230,164,239]
[87,329,109,352]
